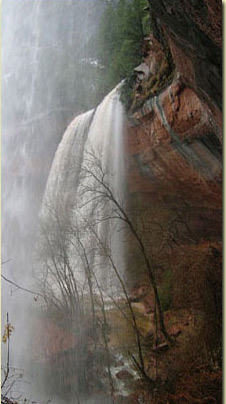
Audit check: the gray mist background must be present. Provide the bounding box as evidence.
[1,0,105,399]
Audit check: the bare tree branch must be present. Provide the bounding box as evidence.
[1,260,12,266]
[1,275,45,301]
[1,313,10,389]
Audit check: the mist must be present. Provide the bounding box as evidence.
[2,1,108,402]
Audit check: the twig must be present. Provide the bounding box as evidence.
[1,260,12,266]
[1,274,45,301]
[1,313,10,389]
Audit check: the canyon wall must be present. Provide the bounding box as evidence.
[125,0,222,357]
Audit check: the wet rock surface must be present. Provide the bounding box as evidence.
[127,72,222,208]
[147,0,222,112]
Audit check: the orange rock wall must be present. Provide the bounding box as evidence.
[125,5,222,319]
[127,78,222,208]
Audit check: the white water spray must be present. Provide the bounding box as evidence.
[41,84,126,300]
[1,1,111,401]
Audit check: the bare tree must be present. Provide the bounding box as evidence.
[37,192,153,391]
[35,144,176,397]
[79,149,173,345]
[76,213,152,382]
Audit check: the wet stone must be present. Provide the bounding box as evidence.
[115,370,134,380]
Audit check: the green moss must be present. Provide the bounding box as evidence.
[120,74,137,110]
[126,44,175,112]
[147,75,158,90]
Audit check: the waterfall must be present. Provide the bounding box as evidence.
[40,84,126,304]
[35,84,127,401]
[1,2,114,402]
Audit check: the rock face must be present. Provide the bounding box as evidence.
[128,76,222,208]
[125,0,222,362]
[126,0,222,211]
[147,0,222,114]
[126,0,222,226]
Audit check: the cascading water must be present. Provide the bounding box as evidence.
[1,1,112,402]
[36,84,128,403]
[2,2,140,403]
[41,83,126,294]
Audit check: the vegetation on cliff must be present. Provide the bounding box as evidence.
[86,0,150,100]
[98,0,149,87]
[86,0,175,111]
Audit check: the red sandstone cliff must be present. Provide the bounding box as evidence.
[126,0,222,244]
[124,3,222,397]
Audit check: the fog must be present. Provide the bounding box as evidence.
[2,1,107,401]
